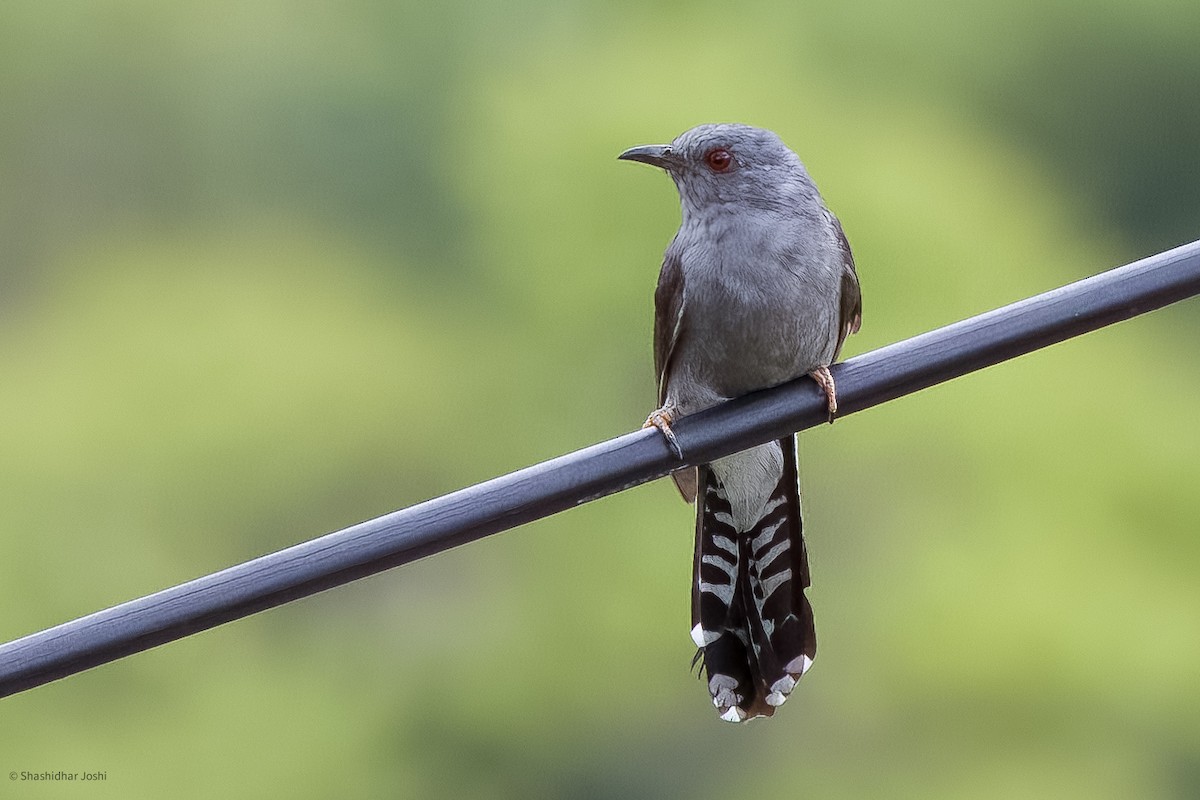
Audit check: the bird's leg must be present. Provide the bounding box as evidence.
[643,404,684,459]
[808,366,838,423]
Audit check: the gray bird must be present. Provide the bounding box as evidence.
[619,123,861,722]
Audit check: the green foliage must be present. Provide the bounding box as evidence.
[0,1,1197,798]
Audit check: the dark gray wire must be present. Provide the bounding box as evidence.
[2,240,1199,698]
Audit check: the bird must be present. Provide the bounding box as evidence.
[619,123,861,722]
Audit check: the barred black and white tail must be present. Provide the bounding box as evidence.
[690,437,816,722]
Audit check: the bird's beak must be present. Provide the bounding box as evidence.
[618,144,674,169]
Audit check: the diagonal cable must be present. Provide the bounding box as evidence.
[1,239,1198,698]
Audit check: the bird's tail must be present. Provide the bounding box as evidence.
[690,437,816,722]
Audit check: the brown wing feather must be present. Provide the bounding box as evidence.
[653,247,685,406]
[653,247,698,502]
[831,216,862,361]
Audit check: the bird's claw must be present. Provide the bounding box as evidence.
[808,366,839,424]
[643,407,684,459]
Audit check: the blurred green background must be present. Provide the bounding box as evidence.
[2,1,1198,797]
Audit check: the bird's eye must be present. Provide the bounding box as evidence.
[704,148,733,172]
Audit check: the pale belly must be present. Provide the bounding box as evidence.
[667,277,838,409]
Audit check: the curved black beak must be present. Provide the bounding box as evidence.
[618,144,674,169]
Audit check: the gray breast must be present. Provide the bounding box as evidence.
[667,217,841,406]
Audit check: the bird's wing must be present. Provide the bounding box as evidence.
[653,245,686,407]
[831,215,862,361]
[653,245,699,503]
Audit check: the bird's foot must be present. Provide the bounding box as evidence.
[808,366,838,423]
[643,406,684,459]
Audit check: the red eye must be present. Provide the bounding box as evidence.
[705,148,732,172]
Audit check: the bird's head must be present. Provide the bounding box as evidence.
[619,123,815,216]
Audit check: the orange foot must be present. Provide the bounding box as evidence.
[643,406,684,459]
[808,366,838,423]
